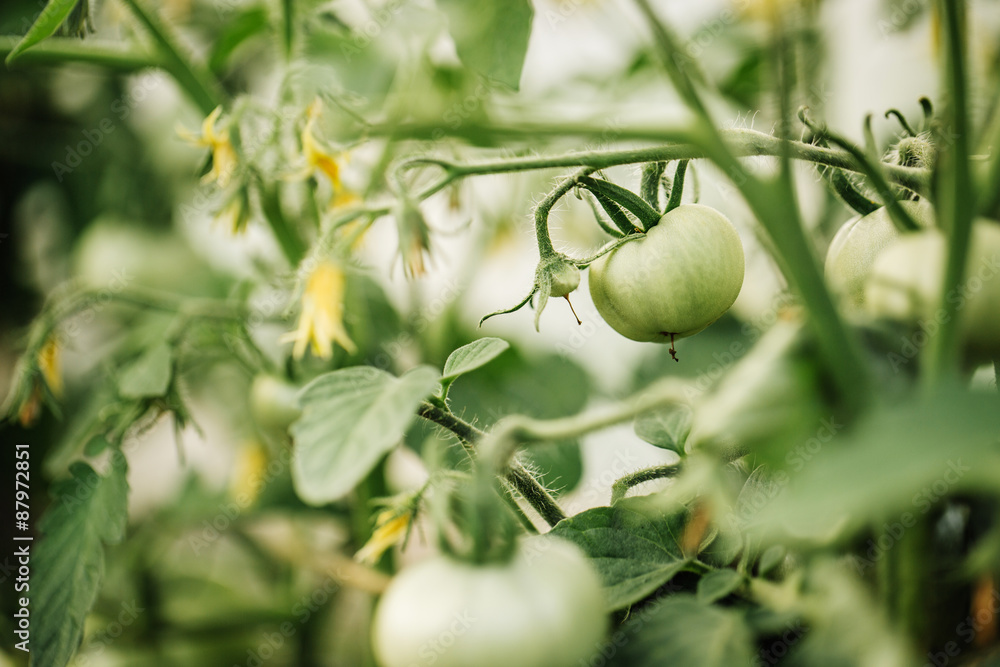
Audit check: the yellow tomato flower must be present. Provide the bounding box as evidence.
[281,260,357,359]
[288,99,355,207]
[16,335,61,427]
[355,509,412,565]
[38,336,62,398]
[177,106,239,189]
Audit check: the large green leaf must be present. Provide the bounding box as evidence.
[755,391,1000,540]
[548,501,691,610]
[291,366,439,505]
[32,454,129,667]
[5,0,79,65]
[609,595,755,667]
[436,0,533,90]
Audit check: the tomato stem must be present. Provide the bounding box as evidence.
[564,296,582,325]
[415,402,567,528]
[663,160,689,214]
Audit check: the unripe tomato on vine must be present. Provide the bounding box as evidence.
[588,204,745,359]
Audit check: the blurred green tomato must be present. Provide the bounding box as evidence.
[824,201,934,310]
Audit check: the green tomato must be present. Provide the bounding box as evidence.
[371,538,607,667]
[865,220,1000,358]
[250,374,302,434]
[824,201,934,310]
[588,204,745,343]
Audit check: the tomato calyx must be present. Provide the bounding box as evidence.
[479,253,583,331]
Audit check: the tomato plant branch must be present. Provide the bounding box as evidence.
[389,129,928,195]
[0,36,162,71]
[797,108,922,232]
[415,401,567,528]
[480,378,691,473]
[610,464,682,505]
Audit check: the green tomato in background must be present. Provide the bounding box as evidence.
[865,219,1000,359]
[824,201,934,310]
[588,204,745,344]
[372,538,606,667]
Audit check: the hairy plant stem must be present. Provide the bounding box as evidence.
[611,464,682,505]
[415,402,567,528]
[479,379,690,474]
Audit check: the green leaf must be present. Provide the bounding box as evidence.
[5,0,79,65]
[610,595,755,667]
[291,366,439,505]
[440,337,510,385]
[32,453,129,667]
[634,405,692,454]
[696,569,743,604]
[118,343,173,399]
[437,0,533,90]
[548,500,691,610]
[755,391,1000,540]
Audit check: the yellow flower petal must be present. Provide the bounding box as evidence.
[179,106,239,189]
[281,260,357,359]
[355,510,412,565]
[38,336,62,398]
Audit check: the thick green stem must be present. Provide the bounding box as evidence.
[394,129,929,197]
[534,168,596,257]
[611,464,681,505]
[416,402,567,528]
[117,0,222,115]
[0,36,161,70]
[480,378,690,473]
[923,0,975,391]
